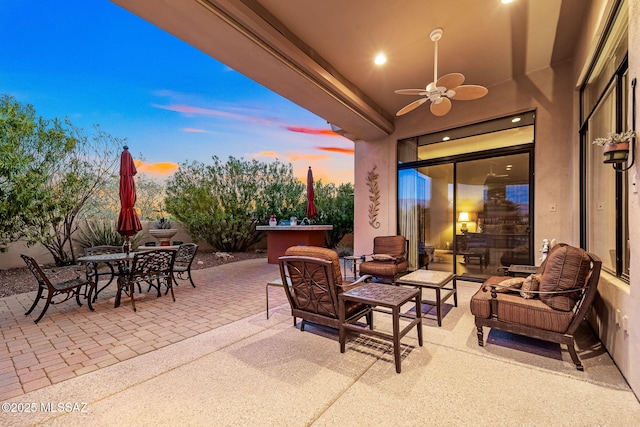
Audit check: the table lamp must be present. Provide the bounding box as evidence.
[458,212,470,233]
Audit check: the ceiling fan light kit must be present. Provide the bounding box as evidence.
[395,27,488,117]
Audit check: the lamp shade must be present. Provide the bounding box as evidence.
[458,212,470,222]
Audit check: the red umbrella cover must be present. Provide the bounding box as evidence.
[117,146,142,237]
[305,166,317,218]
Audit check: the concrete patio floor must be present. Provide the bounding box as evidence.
[0,258,285,401]
[2,257,639,426]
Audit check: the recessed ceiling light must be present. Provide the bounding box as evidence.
[512,117,521,123]
[501,0,514,4]
[374,53,387,65]
[442,136,450,141]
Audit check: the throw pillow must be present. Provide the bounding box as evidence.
[494,277,525,293]
[371,254,394,262]
[520,274,541,299]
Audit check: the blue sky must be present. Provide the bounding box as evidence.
[0,1,354,184]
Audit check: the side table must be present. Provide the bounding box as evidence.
[396,270,456,327]
[339,282,422,373]
[342,255,364,280]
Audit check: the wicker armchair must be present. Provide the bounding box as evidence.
[470,244,601,370]
[358,235,408,284]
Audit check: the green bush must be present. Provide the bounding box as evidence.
[165,156,354,252]
[166,156,304,251]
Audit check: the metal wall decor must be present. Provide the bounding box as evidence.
[366,165,380,229]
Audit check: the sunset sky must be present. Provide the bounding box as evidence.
[0,1,354,184]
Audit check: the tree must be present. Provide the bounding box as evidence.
[165,156,304,251]
[1,94,75,251]
[84,172,166,222]
[0,95,122,265]
[313,181,354,248]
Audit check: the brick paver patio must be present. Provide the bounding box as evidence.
[0,258,285,400]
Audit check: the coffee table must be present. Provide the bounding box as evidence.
[339,282,422,373]
[396,270,456,326]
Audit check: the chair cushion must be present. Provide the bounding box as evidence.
[284,246,342,287]
[359,259,408,277]
[538,245,591,311]
[470,284,575,333]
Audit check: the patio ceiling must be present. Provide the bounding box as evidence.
[111,0,589,141]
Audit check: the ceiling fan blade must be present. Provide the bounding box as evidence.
[436,73,465,90]
[394,89,428,96]
[450,85,488,100]
[396,98,428,116]
[430,97,451,116]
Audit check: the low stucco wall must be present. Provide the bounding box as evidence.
[0,221,213,270]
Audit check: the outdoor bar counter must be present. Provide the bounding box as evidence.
[256,225,333,264]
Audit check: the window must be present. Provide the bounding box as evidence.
[580,0,629,280]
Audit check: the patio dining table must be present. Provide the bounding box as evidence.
[77,252,137,301]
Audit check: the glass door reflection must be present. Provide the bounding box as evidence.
[456,154,531,278]
[399,164,454,273]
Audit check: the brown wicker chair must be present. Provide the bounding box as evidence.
[278,246,372,331]
[358,235,408,284]
[21,254,96,323]
[470,243,602,370]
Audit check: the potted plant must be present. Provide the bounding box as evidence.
[148,217,178,246]
[592,130,636,164]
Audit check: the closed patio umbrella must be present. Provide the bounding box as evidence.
[305,166,317,218]
[117,146,142,254]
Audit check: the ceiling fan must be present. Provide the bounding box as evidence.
[395,28,488,117]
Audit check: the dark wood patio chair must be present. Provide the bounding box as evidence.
[172,243,198,288]
[115,249,176,312]
[279,246,373,331]
[21,254,96,323]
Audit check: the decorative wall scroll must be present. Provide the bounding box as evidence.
[366,165,380,229]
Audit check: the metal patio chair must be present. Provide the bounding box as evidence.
[115,249,176,312]
[172,243,198,288]
[21,254,95,323]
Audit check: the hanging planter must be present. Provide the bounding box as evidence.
[592,130,635,165]
[602,142,630,163]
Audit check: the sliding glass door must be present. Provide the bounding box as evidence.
[397,112,535,280]
[455,154,531,278]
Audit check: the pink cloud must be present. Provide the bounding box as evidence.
[286,126,343,137]
[152,103,274,125]
[182,128,209,133]
[316,146,354,155]
[252,151,279,158]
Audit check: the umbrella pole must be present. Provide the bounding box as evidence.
[124,236,130,256]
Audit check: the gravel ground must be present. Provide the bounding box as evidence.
[0,250,267,298]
